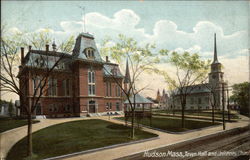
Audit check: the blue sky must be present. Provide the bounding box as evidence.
[2,1,248,34]
[1,0,249,98]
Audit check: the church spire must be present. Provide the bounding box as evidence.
[213,33,219,64]
[124,58,131,83]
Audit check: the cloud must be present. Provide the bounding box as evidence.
[3,9,248,100]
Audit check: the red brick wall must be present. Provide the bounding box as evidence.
[19,61,124,117]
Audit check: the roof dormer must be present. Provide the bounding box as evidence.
[84,47,95,59]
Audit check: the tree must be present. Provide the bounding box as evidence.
[101,34,160,139]
[203,80,219,124]
[230,82,249,116]
[156,51,210,128]
[0,30,74,157]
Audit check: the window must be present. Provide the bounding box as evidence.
[205,97,209,103]
[106,102,112,110]
[109,102,112,109]
[106,82,109,97]
[33,77,41,95]
[48,78,57,96]
[62,79,70,96]
[85,48,95,58]
[58,63,65,70]
[106,82,112,97]
[106,103,109,110]
[49,104,58,112]
[88,70,95,95]
[115,85,121,97]
[64,104,71,112]
[116,102,120,111]
[35,57,45,67]
[190,98,194,104]
[109,82,112,97]
[198,98,202,104]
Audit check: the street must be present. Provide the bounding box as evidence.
[118,126,250,160]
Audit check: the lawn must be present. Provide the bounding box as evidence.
[7,119,157,160]
[153,110,239,119]
[117,116,221,132]
[0,117,39,133]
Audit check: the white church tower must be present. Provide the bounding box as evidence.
[208,33,227,110]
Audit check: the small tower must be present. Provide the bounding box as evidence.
[208,33,226,110]
[156,89,161,102]
[124,59,131,94]
[162,89,165,96]
[209,33,224,84]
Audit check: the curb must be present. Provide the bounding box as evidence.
[44,136,159,160]
[114,118,222,134]
[117,125,250,160]
[0,120,41,135]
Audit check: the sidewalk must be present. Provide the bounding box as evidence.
[0,117,88,159]
[65,115,249,160]
[0,115,248,160]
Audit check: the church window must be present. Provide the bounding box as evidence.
[198,98,202,104]
[190,98,194,104]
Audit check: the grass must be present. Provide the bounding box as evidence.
[7,119,157,160]
[117,116,221,132]
[0,117,39,133]
[153,110,239,119]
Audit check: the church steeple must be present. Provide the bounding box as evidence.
[213,33,219,64]
[124,59,131,83]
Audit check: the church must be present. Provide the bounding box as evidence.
[18,32,124,117]
[168,34,227,110]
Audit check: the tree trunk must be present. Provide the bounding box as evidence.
[212,105,215,124]
[131,108,135,139]
[181,103,185,128]
[27,113,33,157]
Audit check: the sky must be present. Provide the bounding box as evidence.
[1,0,249,101]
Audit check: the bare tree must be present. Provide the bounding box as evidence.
[0,31,74,157]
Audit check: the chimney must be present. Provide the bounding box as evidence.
[21,47,24,65]
[106,56,109,62]
[46,44,49,52]
[28,45,32,51]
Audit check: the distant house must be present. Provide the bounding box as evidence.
[156,89,169,109]
[18,32,124,118]
[0,103,9,116]
[124,94,153,111]
[0,101,16,116]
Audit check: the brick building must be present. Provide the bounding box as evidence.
[18,33,124,117]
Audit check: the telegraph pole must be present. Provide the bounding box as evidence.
[227,88,231,121]
[222,84,225,130]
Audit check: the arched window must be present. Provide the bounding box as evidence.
[85,48,95,58]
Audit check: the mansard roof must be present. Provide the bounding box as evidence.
[72,33,104,63]
[103,63,123,78]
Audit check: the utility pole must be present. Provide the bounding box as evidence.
[227,88,231,121]
[222,84,225,130]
